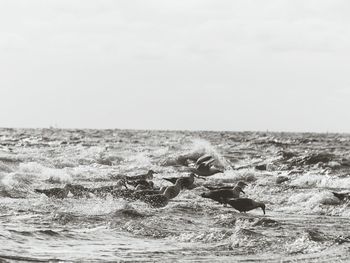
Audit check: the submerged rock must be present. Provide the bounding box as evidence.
[255,164,267,171]
[276,176,289,184]
[305,229,328,242]
[332,192,350,201]
[326,161,341,169]
[252,218,279,227]
[299,153,334,165]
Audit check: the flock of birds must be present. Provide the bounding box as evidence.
[34,154,266,215]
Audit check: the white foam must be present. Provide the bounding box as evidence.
[19,162,45,173]
[58,196,126,216]
[17,162,72,184]
[208,169,258,183]
[285,230,331,254]
[283,191,341,215]
[126,152,153,168]
[0,162,13,173]
[291,173,350,188]
[188,138,230,168]
[176,228,233,243]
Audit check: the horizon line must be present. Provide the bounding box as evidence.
[0,126,348,135]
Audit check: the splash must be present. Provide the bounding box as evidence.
[19,162,72,184]
[162,138,231,169]
[2,128,350,262]
[285,229,332,254]
[291,173,350,189]
[176,229,234,243]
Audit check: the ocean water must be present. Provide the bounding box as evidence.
[0,128,350,262]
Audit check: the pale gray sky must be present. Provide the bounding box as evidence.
[1,0,349,132]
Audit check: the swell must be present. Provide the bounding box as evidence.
[0,254,61,262]
[0,129,350,262]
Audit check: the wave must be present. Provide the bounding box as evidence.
[290,173,350,189]
[285,229,333,255]
[8,229,61,237]
[176,229,234,243]
[0,162,13,173]
[120,219,171,238]
[113,204,151,219]
[161,138,230,169]
[1,129,350,262]
[0,254,57,262]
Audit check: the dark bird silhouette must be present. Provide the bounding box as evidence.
[87,179,128,197]
[204,182,248,191]
[132,187,167,200]
[35,184,72,198]
[67,184,90,197]
[332,192,350,201]
[134,181,155,191]
[200,181,247,205]
[186,154,223,177]
[126,180,154,190]
[188,165,223,177]
[227,198,266,215]
[139,192,169,208]
[110,189,136,200]
[139,179,183,208]
[163,178,182,199]
[198,158,215,168]
[196,155,214,165]
[163,173,197,189]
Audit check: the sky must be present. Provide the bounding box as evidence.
[0,0,349,132]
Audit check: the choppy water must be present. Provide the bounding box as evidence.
[1,128,350,262]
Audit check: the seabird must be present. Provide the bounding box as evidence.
[163,178,183,199]
[163,173,197,189]
[189,154,223,176]
[196,154,214,165]
[332,192,350,201]
[139,192,169,208]
[66,184,90,198]
[200,181,247,205]
[87,179,128,197]
[35,184,72,198]
[227,198,266,215]
[188,165,223,177]
[132,187,167,200]
[198,158,215,168]
[134,181,154,191]
[204,181,248,191]
[204,185,235,191]
[127,180,154,190]
[139,179,183,208]
[110,189,136,200]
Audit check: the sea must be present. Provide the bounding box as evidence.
[0,128,350,262]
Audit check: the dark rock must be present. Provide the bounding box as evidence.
[255,164,267,171]
[276,176,289,184]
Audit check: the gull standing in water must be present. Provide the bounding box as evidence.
[188,163,223,177]
[35,184,73,199]
[163,173,197,189]
[132,186,167,200]
[227,198,266,215]
[126,180,154,190]
[139,179,183,207]
[200,181,247,205]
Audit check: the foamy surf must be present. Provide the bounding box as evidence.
[0,128,350,262]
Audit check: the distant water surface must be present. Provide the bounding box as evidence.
[0,128,350,262]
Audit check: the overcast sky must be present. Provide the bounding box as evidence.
[0,0,349,132]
